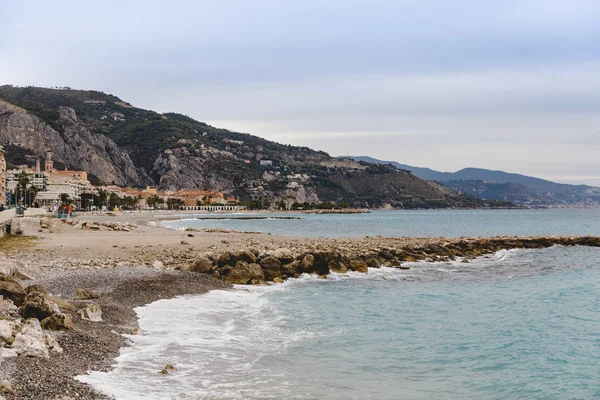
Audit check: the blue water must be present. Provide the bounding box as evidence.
[162,208,600,237]
[80,210,600,399]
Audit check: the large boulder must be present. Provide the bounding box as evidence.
[281,260,301,278]
[74,288,99,300]
[188,256,214,274]
[19,291,60,320]
[328,260,348,274]
[299,254,315,274]
[0,320,17,343]
[24,284,47,295]
[216,250,257,268]
[41,313,76,331]
[224,261,264,285]
[0,298,19,319]
[259,256,282,281]
[0,254,19,277]
[263,248,294,264]
[11,319,62,358]
[233,250,257,265]
[78,303,102,322]
[364,255,381,269]
[349,258,368,273]
[303,252,329,276]
[0,275,26,306]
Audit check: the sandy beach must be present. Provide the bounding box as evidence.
[1,213,600,399]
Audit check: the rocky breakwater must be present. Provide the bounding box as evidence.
[181,236,600,285]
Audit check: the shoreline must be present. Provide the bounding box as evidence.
[1,268,230,400]
[1,215,600,399]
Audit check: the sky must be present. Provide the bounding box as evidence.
[1,0,599,185]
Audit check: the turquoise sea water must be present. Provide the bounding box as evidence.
[161,208,600,237]
[80,210,600,399]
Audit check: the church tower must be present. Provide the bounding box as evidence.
[45,151,54,172]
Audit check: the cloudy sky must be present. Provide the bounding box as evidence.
[2,1,599,185]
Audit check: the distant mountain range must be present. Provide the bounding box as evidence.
[344,156,600,207]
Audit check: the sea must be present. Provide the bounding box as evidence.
[77,209,600,399]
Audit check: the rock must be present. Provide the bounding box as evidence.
[349,258,368,273]
[264,248,294,264]
[223,261,264,284]
[328,260,348,274]
[24,284,47,294]
[78,303,102,322]
[0,298,19,319]
[259,256,282,281]
[188,256,214,274]
[44,333,63,354]
[0,320,17,342]
[19,291,60,320]
[273,277,284,283]
[11,319,50,358]
[12,270,32,280]
[304,252,329,275]
[74,288,99,300]
[0,348,17,358]
[46,295,76,312]
[0,278,26,306]
[0,380,16,396]
[0,253,19,277]
[160,364,177,375]
[364,255,381,269]
[41,313,76,331]
[234,250,257,265]
[152,260,165,269]
[300,254,315,273]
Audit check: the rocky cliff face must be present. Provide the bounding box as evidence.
[0,86,504,209]
[0,100,150,186]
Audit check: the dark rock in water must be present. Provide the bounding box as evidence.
[259,256,283,281]
[19,291,59,320]
[41,313,76,331]
[304,252,330,276]
[299,254,314,274]
[188,256,214,274]
[349,258,368,273]
[160,364,177,375]
[224,261,264,284]
[328,260,348,274]
[0,275,26,306]
[364,255,381,269]
[282,260,301,278]
[378,250,395,260]
[74,288,99,300]
[24,284,47,295]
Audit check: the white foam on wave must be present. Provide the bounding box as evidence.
[76,282,320,400]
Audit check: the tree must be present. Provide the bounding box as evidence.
[60,193,71,206]
[121,195,139,210]
[109,193,122,208]
[147,194,164,208]
[166,197,184,210]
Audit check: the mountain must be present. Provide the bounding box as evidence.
[0,85,504,209]
[345,156,600,207]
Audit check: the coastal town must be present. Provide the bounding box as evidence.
[0,145,239,212]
